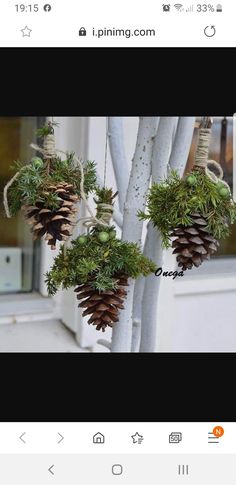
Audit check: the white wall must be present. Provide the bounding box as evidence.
[156,251,236,352]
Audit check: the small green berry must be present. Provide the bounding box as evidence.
[98,232,110,243]
[109,229,116,239]
[186,175,197,186]
[78,235,87,245]
[31,157,43,169]
[219,187,230,199]
[217,182,230,196]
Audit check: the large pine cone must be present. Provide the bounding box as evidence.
[22,182,79,249]
[170,213,219,271]
[74,274,129,332]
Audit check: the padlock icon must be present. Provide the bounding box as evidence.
[79,27,87,37]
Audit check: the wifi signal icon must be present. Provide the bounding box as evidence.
[174,3,184,10]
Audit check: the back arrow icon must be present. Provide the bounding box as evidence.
[48,465,55,475]
[19,432,26,443]
[57,432,64,444]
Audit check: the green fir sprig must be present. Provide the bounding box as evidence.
[45,227,157,296]
[36,121,59,137]
[7,155,97,216]
[139,169,236,248]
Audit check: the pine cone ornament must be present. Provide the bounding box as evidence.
[22,182,79,249]
[74,274,129,332]
[171,212,220,271]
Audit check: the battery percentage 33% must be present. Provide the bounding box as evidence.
[197,4,215,11]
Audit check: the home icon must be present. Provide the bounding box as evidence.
[93,432,105,444]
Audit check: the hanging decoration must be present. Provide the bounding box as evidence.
[139,117,236,270]
[3,121,97,249]
[46,188,156,332]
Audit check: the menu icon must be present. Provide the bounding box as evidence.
[208,426,224,444]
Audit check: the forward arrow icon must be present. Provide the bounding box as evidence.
[57,432,64,444]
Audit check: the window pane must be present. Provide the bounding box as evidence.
[0,117,40,293]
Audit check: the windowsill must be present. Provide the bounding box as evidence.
[0,292,54,317]
[174,257,236,296]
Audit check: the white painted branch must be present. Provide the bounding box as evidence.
[131,317,142,353]
[131,226,153,352]
[172,118,179,143]
[111,117,158,352]
[139,225,164,352]
[152,117,179,182]
[97,339,111,350]
[120,117,158,244]
[108,117,129,211]
[140,117,179,352]
[169,117,195,174]
[131,117,162,352]
[112,208,123,228]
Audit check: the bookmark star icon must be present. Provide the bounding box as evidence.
[131,432,144,444]
[21,26,32,37]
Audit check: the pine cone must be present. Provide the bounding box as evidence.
[74,274,129,332]
[22,182,79,249]
[170,213,219,271]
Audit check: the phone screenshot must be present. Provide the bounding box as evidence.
[0,3,235,485]
[0,0,235,353]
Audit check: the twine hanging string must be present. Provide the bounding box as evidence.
[3,171,27,218]
[194,117,230,190]
[3,126,113,228]
[103,117,109,187]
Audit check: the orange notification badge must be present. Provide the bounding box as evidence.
[213,426,224,437]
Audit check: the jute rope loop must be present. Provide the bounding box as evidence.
[79,203,113,229]
[194,123,230,190]
[206,159,223,182]
[3,133,113,228]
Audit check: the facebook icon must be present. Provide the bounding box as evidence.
[43,4,52,12]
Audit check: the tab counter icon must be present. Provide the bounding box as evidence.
[169,432,182,443]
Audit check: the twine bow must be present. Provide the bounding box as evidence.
[3,127,113,229]
[194,116,230,190]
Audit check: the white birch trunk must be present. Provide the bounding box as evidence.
[111,117,158,352]
[139,117,178,352]
[169,117,195,173]
[108,117,129,211]
[131,227,152,352]
[131,118,161,352]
